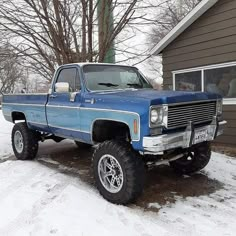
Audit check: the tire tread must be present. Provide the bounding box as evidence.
[170,142,211,175]
[92,140,145,205]
[12,122,38,160]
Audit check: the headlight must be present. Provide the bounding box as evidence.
[216,99,223,115]
[150,106,166,127]
[150,109,159,123]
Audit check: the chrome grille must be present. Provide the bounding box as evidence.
[167,101,216,129]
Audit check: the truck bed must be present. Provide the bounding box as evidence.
[2,94,50,132]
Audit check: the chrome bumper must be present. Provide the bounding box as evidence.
[143,119,227,153]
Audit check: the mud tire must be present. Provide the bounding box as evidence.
[92,141,145,205]
[12,122,39,160]
[169,142,211,175]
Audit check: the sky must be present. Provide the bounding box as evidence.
[114,0,163,83]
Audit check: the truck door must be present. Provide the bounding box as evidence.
[46,66,83,140]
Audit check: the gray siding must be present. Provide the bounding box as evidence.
[215,105,236,146]
[161,0,236,146]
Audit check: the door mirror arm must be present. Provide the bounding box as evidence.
[70,92,80,102]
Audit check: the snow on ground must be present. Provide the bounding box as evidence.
[0,110,236,236]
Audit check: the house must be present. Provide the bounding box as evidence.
[151,0,236,147]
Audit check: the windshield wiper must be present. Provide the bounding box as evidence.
[127,83,142,88]
[98,83,119,87]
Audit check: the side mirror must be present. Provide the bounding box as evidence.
[55,82,69,93]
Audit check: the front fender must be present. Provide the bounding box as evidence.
[79,107,141,142]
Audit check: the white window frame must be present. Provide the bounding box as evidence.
[172,61,236,105]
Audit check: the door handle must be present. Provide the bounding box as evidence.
[50,94,57,99]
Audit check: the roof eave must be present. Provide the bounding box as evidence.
[150,0,219,55]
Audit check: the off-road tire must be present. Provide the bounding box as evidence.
[12,122,39,160]
[169,141,211,175]
[74,141,92,149]
[92,140,145,205]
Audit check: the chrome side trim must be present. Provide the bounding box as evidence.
[2,103,45,107]
[46,105,79,109]
[80,107,140,117]
[48,124,90,134]
[3,93,48,96]
[4,102,140,119]
[47,104,140,117]
[28,121,48,126]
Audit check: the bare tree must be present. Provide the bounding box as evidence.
[0,0,153,81]
[134,0,202,86]
[0,44,26,94]
[149,0,201,46]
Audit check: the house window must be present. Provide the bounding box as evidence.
[204,66,236,98]
[175,71,202,91]
[173,62,236,104]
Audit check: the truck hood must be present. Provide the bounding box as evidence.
[90,89,221,105]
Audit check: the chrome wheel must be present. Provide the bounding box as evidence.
[14,130,24,154]
[98,154,124,193]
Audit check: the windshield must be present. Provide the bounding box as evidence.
[83,65,152,91]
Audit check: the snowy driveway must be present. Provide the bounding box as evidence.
[0,111,236,236]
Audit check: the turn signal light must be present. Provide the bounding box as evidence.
[134,119,138,134]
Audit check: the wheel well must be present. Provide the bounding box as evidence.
[12,112,26,123]
[92,120,131,143]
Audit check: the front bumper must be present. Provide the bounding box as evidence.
[143,119,227,153]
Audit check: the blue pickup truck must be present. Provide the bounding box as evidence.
[2,63,226,204]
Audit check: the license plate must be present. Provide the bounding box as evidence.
[194,129,208,144]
